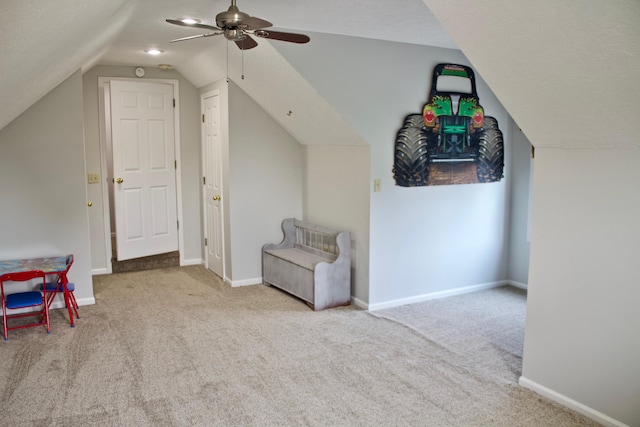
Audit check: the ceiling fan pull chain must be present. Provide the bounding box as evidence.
[241,42,245,80]
[226,40,230,83]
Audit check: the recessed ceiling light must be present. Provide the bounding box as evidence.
[145,49,164,55]
[180,18,201,25]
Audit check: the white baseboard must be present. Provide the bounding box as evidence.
[227,277,262,287]
[92,268,108,275]
[73,296,95,307]
[367,280,509,311]
[507,280,528,290]
[518,376,629,427]
[351,297,368,310]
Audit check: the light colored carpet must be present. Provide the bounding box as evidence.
[0,266,599,426]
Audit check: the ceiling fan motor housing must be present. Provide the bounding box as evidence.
[216,6,249,29]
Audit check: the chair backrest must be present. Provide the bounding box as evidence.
[50,254,74,285]
[65,254,74,273]
[0,270,47,298]
[1,269,47,283]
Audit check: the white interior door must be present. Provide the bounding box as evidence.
[202,91,224,277]
[110,80,178,261]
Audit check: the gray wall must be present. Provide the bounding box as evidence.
[0,70,93,303]
[227,81,303,283]
[507,122,532,286]
[82,65,202,271]
[303,145,371,303]
[523,147,640,426]
[276,33,515,307]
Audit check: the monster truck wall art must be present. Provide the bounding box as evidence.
[393,64,504,187]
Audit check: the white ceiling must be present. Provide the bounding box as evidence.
[99,0,457,68]
[0,0,456,131]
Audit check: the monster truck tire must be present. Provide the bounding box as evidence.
[393,116,431,187]
[403,113,426,129]
[482,116,498,130]
[476,128,504,183]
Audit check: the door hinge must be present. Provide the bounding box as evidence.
[175,160,177,169]
[205,238,208,247]
[173,99,176,108]
[203,176,206,185]
[202,114,205,123]
[177,221,179,230]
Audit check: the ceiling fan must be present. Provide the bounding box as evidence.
[166,0,310,50]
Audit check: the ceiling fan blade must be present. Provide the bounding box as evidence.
[240,16,272,30]
[170,32,222,43]
[166,19,220,31]
[235,35,258,50]
[254,30,310,44]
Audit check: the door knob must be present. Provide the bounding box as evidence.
[213,195,220,201]
[116,177,124,184]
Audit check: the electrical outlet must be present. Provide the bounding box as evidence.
[374,179,381,192]
[88,173,100,184]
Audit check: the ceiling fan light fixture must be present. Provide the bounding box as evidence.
[224,28,245,41]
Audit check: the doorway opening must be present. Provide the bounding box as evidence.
[98,77,184,274]
[110,235,179,273]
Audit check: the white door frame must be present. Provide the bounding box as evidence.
[201,89,225,279]
[98,77,184,273]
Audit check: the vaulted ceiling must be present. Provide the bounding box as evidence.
[0,0,456,131]
[3,0,638,151]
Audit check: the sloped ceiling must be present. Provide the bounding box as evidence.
[0,0,456,132]
[423,0,640,150]
[3,0,638,150]
[0,0,134,130]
